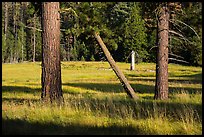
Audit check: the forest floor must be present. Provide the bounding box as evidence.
[2,61,202,135]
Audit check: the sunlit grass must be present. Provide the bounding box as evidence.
[2,61,202,135]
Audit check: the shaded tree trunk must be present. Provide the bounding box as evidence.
[41,2,63,104]
[65,35,70,61]
[3,2,9,63]
[4,2,8,38]
[20,2,24,62]
[11,2,16,63]
[33,13,36,62]
[154,4,169,100]
[94,32,139,100]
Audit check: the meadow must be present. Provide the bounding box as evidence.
[2,61,202,135]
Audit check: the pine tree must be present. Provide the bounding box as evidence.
[41,2,63,104]
[123,2,147,62]
[154,3,170,100]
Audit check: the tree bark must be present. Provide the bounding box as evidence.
[4,2,8,38]
[94,32,139,100]
[154,4,169,100]
[11,2,17,63]
[65,35,70,61]
[33,13,36,62]
[41,2,63,104]
[3,2,8,63]
[21,2,24,62]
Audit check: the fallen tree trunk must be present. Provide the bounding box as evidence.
[94,32,139,100]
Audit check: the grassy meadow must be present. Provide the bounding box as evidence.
[2,61,202,135]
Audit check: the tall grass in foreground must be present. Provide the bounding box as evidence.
[2,62,202,135]
[2,95,202,135]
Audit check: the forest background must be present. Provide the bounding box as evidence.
[1,2,202,66]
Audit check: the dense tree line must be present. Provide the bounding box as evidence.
[2,2,202,66]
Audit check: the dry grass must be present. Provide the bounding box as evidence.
[2,61,202,135]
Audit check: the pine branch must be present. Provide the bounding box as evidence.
[149,46,158,51]
[170,20,184,34]
[169,30,191,43]
[169,53,184,59]
[170,19,200,40]
[24,25,66,32]
[24,25,42,32]
[60,8,78,17]
[170,36,184,44]
[169,58,189,64]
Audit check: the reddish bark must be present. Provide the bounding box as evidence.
[154,5,169,100]
[41,2,63,103]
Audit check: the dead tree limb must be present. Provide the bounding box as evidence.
[94,32,139,100]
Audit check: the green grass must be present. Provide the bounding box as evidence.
[2,61,202,135]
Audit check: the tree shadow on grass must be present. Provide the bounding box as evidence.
[63,82,202,94]
[128,77,201,84]
[3,95,202,120]
[2,85,202,134]
[63,96,202,121]
[2,97,40,104]
[63,83,124,93]
[170,72,202,79]
[2,83,201,101]
[2,86,41,94]
[127,72,202,84]
[2,96,202,135]
[2,118,143,135]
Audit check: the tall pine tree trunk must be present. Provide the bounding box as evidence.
[14,2,18,63]
[154,4,169,100]
[41,2,63,104]
[94,32,139,100]
[65,35,70,61]
[4,2,8,38]
[33,13,36,62]
[4,2,8,63]
[11,2,16,63]
[20,2,24,62]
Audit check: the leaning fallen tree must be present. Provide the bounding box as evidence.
[94,32,139,100]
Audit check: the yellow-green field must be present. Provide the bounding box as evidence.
[2,61,202,135]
